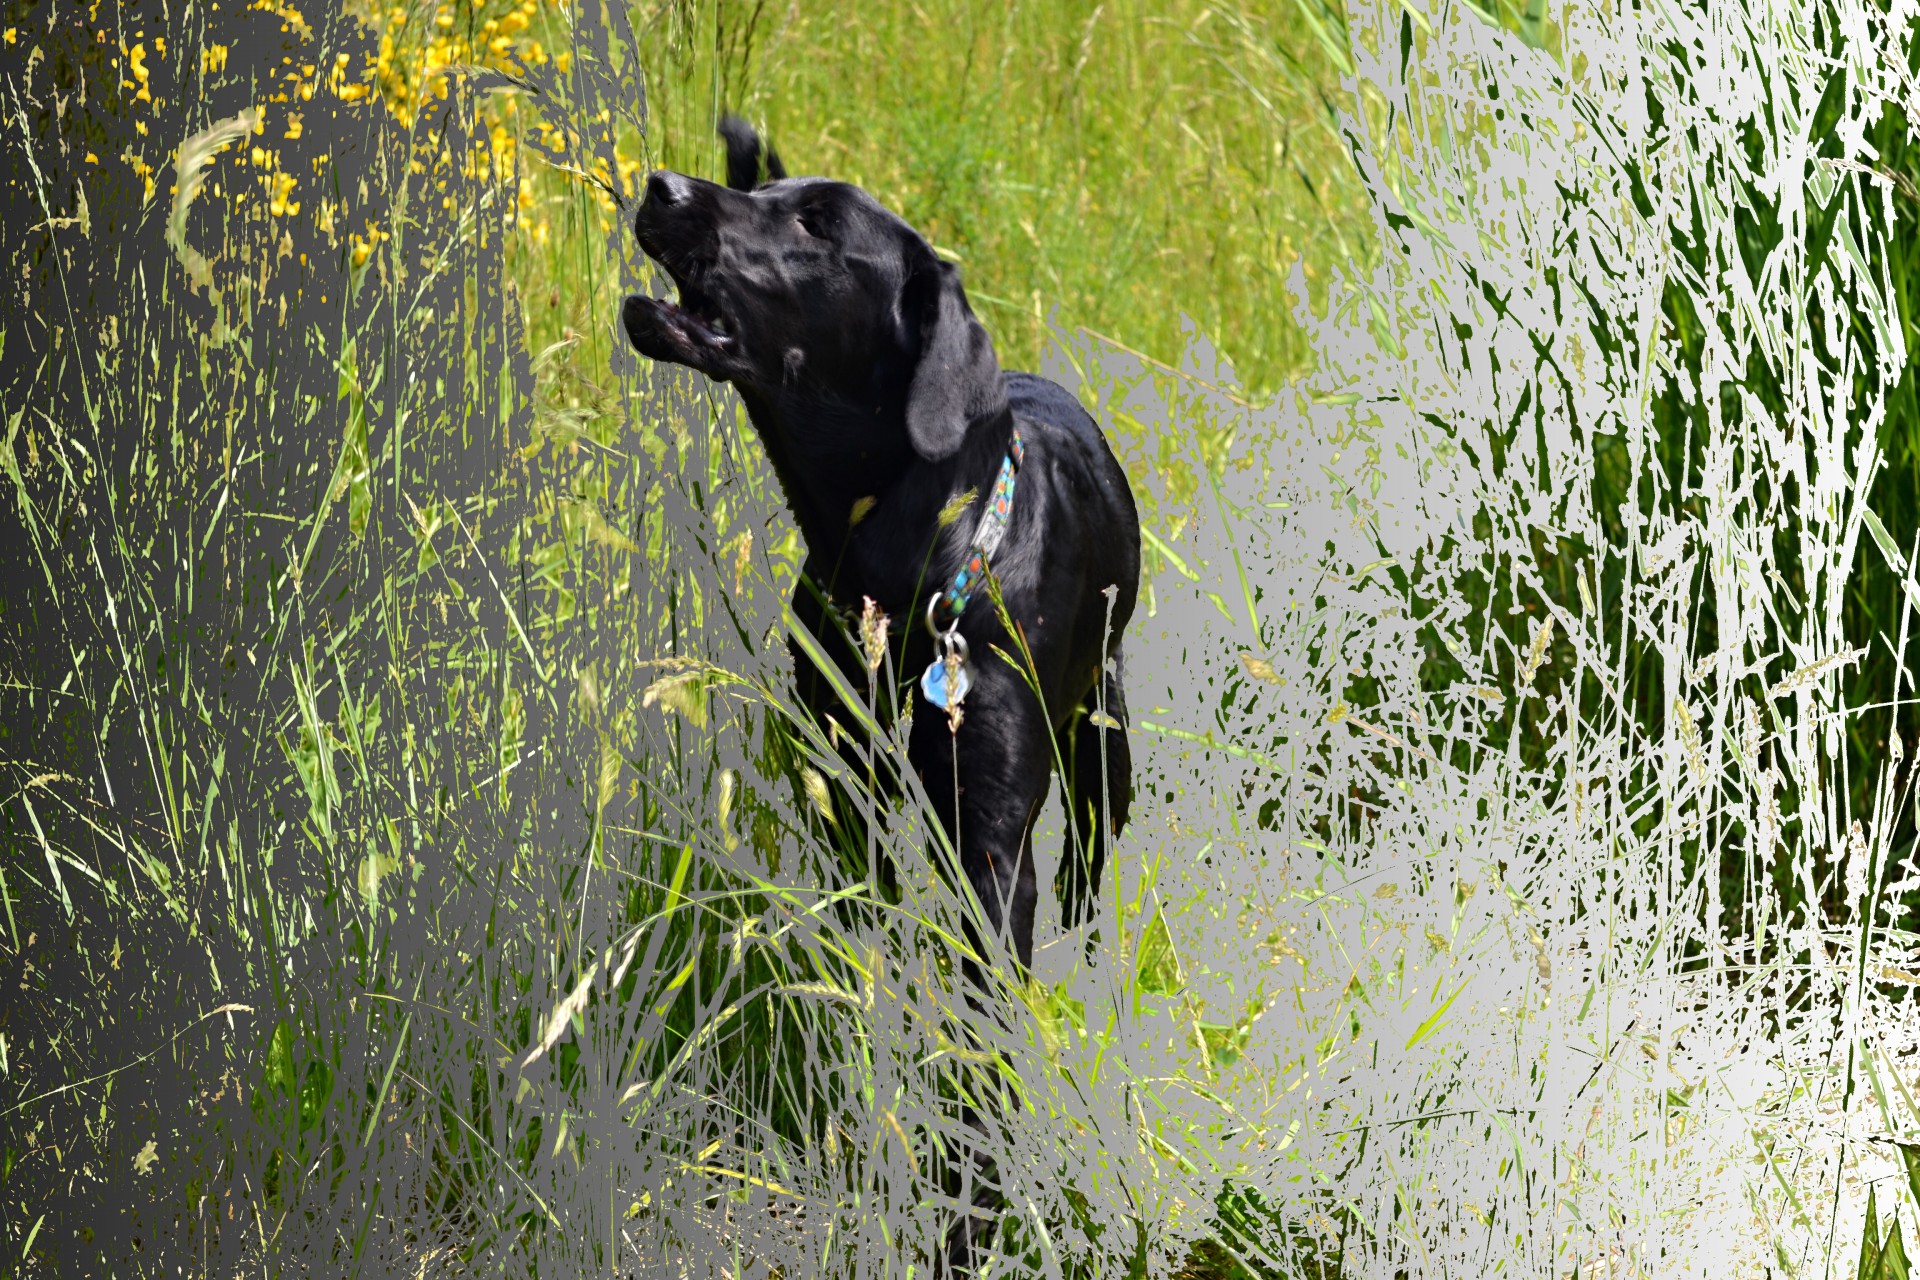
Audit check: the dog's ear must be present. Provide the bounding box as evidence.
[719,114,786,191]
[904,258,1005,462]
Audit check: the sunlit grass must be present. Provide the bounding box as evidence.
[355,0,1366,412]
[9,0,1920,1275]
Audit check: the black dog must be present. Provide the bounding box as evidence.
[622,118,1139,974]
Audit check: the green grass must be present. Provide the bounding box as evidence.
[8,0,1920,1275]
[667,0,1365,396]
[547,0,1368,399]
[0,0,1361,1270]
[477,0,1368,456]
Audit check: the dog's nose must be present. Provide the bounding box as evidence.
[644,170,694,209]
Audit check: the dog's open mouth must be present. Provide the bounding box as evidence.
[651,277,734,348]
[623,265,740,372]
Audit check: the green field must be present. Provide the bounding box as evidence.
[638,0,1366,393]
[6,0,1920,1275]
[467,0,1369,398]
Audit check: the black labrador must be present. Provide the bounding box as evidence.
[621,117,1139,975]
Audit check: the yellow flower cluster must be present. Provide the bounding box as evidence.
[250,144,301,218]
[369,0,550,128]
[358,2,551,236]
[362,1,647,245]
[122,37,158,102]
[128,152,158,202]
[350,226,392,269]
[329,49,374,104]
[84,25,173,196]
[80,0,644,280]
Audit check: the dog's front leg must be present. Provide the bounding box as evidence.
[910,657,1051,974]
[909,658,1050,1280]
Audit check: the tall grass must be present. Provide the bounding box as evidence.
[542,0,1368,397]
[4,0,1920,1276]
[720,0,1366,394]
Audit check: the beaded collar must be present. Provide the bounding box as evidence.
[930,424,1025,627]
[917,425,1025,713]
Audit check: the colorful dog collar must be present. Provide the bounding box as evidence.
[930,425,1025,627]
[920,425,1025,713]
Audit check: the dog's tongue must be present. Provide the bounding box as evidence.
[683,282,719,319]
[655,293,731,348]
[652,278,723,336]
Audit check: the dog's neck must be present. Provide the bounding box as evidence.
[736,384,1014,609]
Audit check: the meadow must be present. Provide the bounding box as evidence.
[2,0,1919,1276]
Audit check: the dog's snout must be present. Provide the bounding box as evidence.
[644,170,694,209]
[634,170,706,255]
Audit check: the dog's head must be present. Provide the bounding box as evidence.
[622,117,1004,461]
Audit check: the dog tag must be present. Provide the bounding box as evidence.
[920,618,972,712]
[920,654,971,709]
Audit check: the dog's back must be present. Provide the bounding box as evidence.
[1004,371,1105,456]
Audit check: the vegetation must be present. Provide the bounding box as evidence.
[2,0,1917,1275]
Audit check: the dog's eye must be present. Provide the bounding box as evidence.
[795,211,829,240]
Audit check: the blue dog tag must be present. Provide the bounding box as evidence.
[920,655,971,709]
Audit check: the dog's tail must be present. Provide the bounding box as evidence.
[1059,643,1131,930]
[718,114,786,191]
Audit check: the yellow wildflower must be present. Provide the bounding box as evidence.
[269,171,298,217]
[128,43,151,101]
